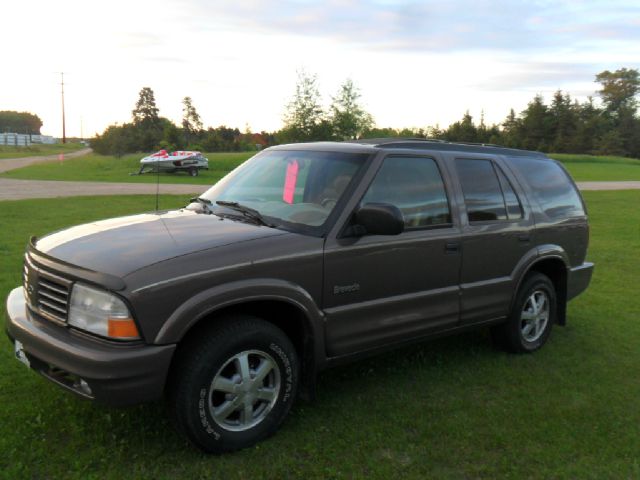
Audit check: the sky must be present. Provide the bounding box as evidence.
[1,0,639,138]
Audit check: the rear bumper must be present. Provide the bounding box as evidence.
[5,287,175,406]
[567,262,594,301]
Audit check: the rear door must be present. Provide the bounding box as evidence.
[322,154,462,358]
[450,156,535,325]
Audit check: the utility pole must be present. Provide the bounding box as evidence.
[60,72,66,144]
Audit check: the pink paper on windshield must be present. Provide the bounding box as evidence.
[283,160,299,204]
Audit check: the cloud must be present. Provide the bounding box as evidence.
[118,32,164,49]
[187,0,640,54]
[469,62,598,92]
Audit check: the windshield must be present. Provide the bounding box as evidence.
[200,149,369,232]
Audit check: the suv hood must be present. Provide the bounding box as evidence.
[35,209,287,278]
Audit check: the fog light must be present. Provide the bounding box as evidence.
[74,378,93,396]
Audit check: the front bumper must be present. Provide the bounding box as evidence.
[5,287,176,406]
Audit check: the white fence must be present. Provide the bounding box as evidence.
[0,133,56,146]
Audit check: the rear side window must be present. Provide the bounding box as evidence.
[456,159,507,222]
[509,157,585,219]
[362,156,451,228]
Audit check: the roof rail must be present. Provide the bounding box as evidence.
[350,138,547,158]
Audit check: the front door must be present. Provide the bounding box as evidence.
[322,154,461,358]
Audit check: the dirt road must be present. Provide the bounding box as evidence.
[0,178,202,200]
[0,148,93,174]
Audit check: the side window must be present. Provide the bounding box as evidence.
[509,157,585,219]
[495,166,523,220]
[455,159,508,222]
[362,156,451,228]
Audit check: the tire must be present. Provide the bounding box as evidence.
[188,167,198,177]
[491,273,556,353]
[168,316,299,453]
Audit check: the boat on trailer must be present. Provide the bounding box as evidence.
[138,150,209,176]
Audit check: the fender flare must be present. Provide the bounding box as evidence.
[510,244,570,324]
[153,278,327,369]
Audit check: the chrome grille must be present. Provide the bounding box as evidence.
[24,255,72,324]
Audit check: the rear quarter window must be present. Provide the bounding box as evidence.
[509,157,585,219]
[455,158,508,222]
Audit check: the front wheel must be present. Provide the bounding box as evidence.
[168,316,299,453]
[491,273,557,353]
[188,167,199,177]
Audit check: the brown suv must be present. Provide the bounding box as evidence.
[5,139,593,452]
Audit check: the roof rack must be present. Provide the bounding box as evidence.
[349,138,547,158]
[353,137,447,145]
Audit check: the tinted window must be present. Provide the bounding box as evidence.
[362,156,451,228]
[509,157,585,219]
[495,166,523,220]
[456,159,507,222]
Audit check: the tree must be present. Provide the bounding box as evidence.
[282,70,326,141]
[91,123,138,157]
[596,129,626,156]
[501,109,520,147]
[519,95,553,151]
[595,68,640,115]
[549,90,578,152]
[131,87,162,150]
[182,96,203,145]
[329,79,374,140]
[445,111,478,142]
[132,87,160,126]
[161,120,183,151]
[0,111,43,134]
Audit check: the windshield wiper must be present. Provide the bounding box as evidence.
[215,200,276,227]
[189,197,213,212]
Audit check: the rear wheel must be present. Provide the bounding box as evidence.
[491,273,556,353]
[168,316,299,453]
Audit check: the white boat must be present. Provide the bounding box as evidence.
[138,150,209,176]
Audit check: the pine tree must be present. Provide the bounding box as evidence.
[132,87,160,126]
[182,96,203,147]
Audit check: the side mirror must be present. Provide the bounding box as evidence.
[353,203,404,236]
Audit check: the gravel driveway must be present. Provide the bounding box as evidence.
[0,148,93,174]
[0,178,203,200]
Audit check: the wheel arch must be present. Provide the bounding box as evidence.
[158,280,325,400]
[514,252,569,325]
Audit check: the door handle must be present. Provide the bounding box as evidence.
[517,233,531,243]
[445,242,460,254]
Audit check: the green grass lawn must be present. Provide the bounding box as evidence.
[550,153,640,181]
[0,191,638,477]
[2,150,639,185]
[0,151,254,185]
[0,142,85,160]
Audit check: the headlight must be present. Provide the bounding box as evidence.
[68,283,140,340]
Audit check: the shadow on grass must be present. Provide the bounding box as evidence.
[67,328,496,454]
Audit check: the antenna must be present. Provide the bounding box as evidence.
[59,72,66,144]
[155,157,160,212]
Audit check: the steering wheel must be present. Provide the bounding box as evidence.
[320,198,336,209]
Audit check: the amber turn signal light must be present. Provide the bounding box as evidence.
[107,318,140,339]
